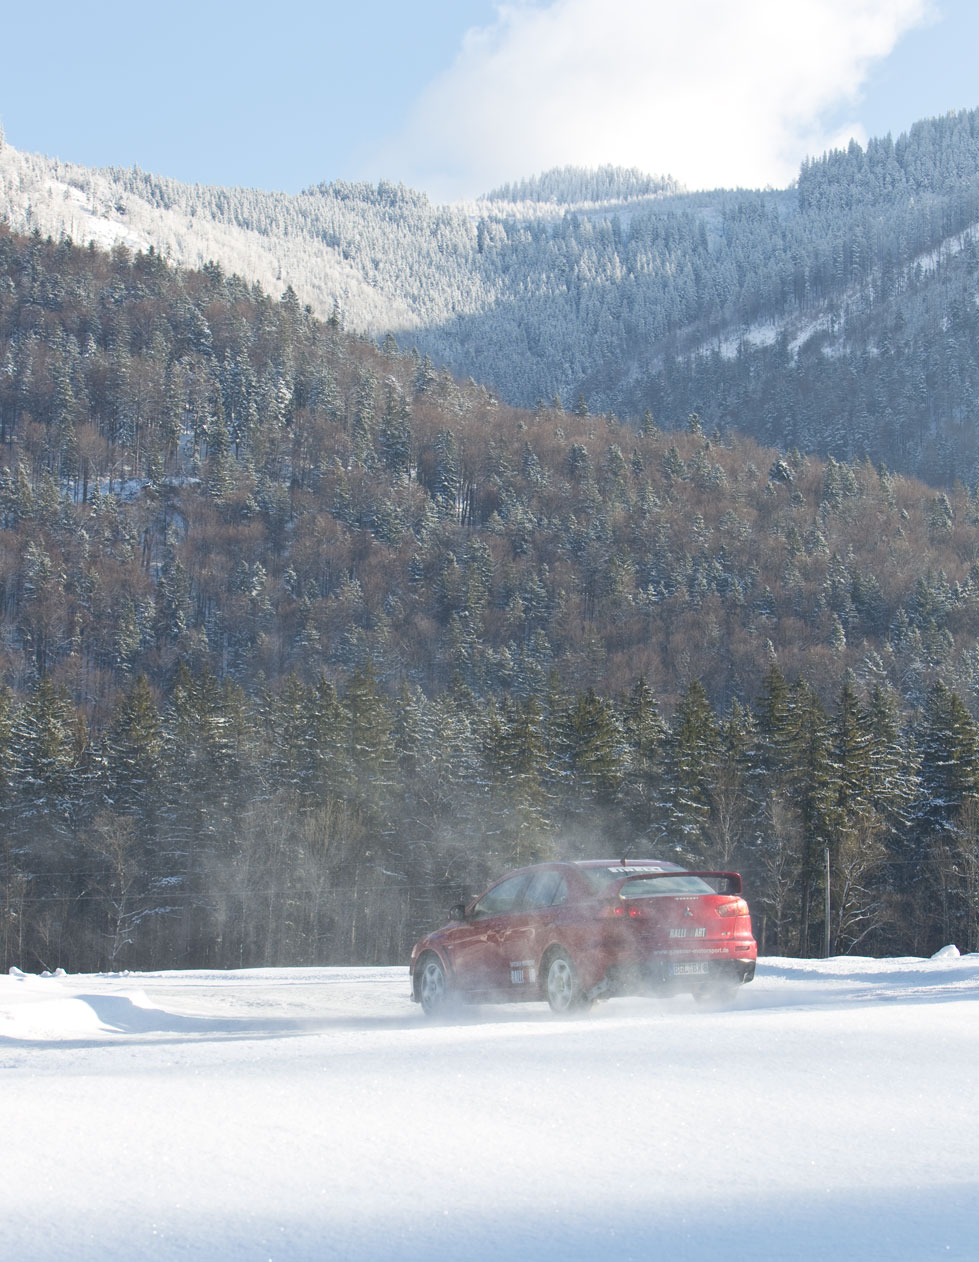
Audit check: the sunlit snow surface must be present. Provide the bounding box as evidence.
[2,955,977,1261]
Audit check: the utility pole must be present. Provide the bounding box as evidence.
[824,845,831,958]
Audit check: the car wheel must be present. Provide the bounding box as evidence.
[544,950,591,1015]
[417,953,450,1016]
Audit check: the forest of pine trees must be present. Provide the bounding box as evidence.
[2,223,979,970]
[3,662,978,972]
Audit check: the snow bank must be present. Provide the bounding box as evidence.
[1,968,165,1039]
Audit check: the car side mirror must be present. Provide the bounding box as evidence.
[449,903,468,922]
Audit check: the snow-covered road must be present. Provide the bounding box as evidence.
[2,955,977,1261]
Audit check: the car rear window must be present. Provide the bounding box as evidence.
[619,874,715,897]
[578,866,714,897]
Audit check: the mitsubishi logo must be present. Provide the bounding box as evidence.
[683,906,693,917]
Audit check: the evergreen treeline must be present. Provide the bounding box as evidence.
[3,662,979,972]
[2,224,979,968]
[483,165,680,205]
[7,112,979,485]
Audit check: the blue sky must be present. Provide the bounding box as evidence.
[2,1,977,200]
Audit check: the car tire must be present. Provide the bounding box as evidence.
[544,950,591,1015]
[417,953,450,1017]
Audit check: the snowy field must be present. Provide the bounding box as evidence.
[3,954,977,1262]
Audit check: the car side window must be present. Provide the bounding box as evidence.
[522,869,568,909]
[471,873,531,918]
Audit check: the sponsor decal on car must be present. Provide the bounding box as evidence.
[606,865,666,874]
[509,959,536,985]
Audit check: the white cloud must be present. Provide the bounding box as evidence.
[363,0,933,201]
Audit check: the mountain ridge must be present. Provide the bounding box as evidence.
[4,109,979,484]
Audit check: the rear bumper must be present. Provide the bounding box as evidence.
[606,953,756,996]
[648,955,756,986]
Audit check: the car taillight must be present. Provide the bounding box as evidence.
[608,903,642,918]
[716,898,750,918]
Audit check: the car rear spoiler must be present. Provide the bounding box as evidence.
[618,870,743,895]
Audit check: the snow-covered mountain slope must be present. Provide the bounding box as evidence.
[0,135,775,403]
[0,142,681,340]
[0,140,421,332]
[6,109,979,484]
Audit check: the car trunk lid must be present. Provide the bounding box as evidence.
[609,872,754,965]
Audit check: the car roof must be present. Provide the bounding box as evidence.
[487,859,688,883]
[495,859,686,876]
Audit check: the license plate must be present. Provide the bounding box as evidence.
[672,961,709,976]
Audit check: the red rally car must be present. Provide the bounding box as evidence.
[410,859,757,1016]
